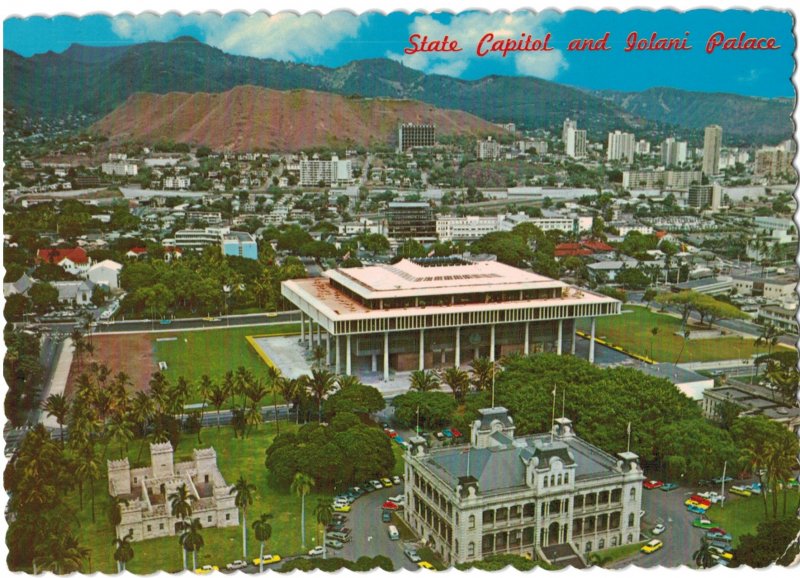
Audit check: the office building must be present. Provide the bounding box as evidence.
[702,125,723,176]
[281,257,621,380]
[299,155,353,186]
[755,147,794,178]
[398,123,436,151]
[565,129,587,159]
[562,118,578,144]
[385,202,436,240]
[687,184,721,210]
[402,407,644,565]
[168,226,258,260]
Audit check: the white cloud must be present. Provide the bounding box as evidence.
[387,10,567,80]
[111,11,366,60]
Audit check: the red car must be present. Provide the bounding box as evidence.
[384,428,398,438]
[644,480,664,490]
[709,527,728,536]
[451,428,462,438]
[689,495,712,507]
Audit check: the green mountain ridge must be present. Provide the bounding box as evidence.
[4,37,793,145]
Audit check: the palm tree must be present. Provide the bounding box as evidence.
[245,378,269,430]
[131,391,156,463]
[207,382,229,430]
[235,366,254,410]
[469,358,496,392]
[739,445,769,518]
[693,538,715,568]
[252,513,273,572]
[673,329,691,365]
[112,530,135,573]
[441,367,470,404]
[74,445,100,522]
[231,475,257,559]
[278,378,301,426]
[266,366,284,435]
[306,369,337,422]
[198,374,214,415]
[108,496,130,532]
[41,393,70,445]
[148,371,170,414]
[168,483,194,570]
[649,326,659,360]
[36,531,91,574]
[107,413,134,459]
[409,370,440,392]
[291,472,315,549]
[765,361,800,405]
[755,323,783,378]
[311,344,327,369]
[314,499,334,560]
[182,517,205,571]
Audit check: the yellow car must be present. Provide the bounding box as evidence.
[381,477,393,487]
[729,486,752,497]
[641,539,663,554]
[417,561,437,570]
[194,565,219,574]
[709,547,733,561]
[333,504,351,513]
[266,312,279,317]
[252,554,281,566]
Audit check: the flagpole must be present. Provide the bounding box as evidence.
[626,422,632,453]
[491,365,495,409]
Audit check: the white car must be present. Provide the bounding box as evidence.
[308,546,324,557]
[698,491,726,504]
[392,475,402,485]
[225,560,248,570]
[652,524,666,535]
[371,479,383,490]
[388,494,405,504]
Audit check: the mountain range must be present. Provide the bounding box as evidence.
[4,36,794,145]
[91,86,504,151]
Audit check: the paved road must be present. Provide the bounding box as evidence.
[339,482,419,571]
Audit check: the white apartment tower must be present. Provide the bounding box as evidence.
[565,128,587,159]
[702,125,723,176]
[661,138,688,167]
[562,118,578,144]
[607,131,635,163]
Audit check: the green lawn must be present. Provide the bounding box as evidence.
[705,491,800,546]
[67,425,332,574]
[152,323,299,401]
[578,305,774,363]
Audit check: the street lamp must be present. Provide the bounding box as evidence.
[223,285,231,327]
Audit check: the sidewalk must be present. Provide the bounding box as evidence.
[39,338,73,428]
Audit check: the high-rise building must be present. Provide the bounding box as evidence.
[299,155,353,186]
[476,137,502,160]
[562,118,578,144]
[385,202,437,240]
[398,123,436,151]
[661,138,688,167]
[702,125,723,176]
[635,139,651,155]
[607,131,636,163]
[687,184,715,209]
[565,128,587,159]
[755,147,794,178]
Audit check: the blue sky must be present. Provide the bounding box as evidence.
[3,10,795,97]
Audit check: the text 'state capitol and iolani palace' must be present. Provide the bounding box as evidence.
[281,257,621,379]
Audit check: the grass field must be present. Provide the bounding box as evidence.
[577,306,774,363]
[705,491,800,546]
[67,425,334,574]
[152,323,299,401]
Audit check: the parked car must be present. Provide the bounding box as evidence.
[405,549,422,563]
[394,436,405,445]
[388,494,404,503]
[729,485,752,497]
[698,491,725,504]
[643,480,664,490]
[308,546,324,557]
[451,428,462,438]
[641,539,663,554]
[381,477,393,487]
[748,483,762,495]
[660,483,679,492]
[195,565,219,574]
[333,504,351,513]
[392,475,402,485]
[363,480,376,492]
[387,525,400,540]
[252,554,281,566]
[325,539,344,550]
[709,546,733,561]
[225,560,248,571]
[417,561,436,570]
[371,479,383,490]
[687,504,708,514]
[381,510,392,523]
[706,531,733,543]
[692,517,714,529]
[435,432,445,441]
[328,531,351,543]
[713,475,733,484]
[442,429,453,438]
[652,524,666,535]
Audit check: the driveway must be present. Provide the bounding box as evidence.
[338,482,419,571]
[612,485,704,568]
